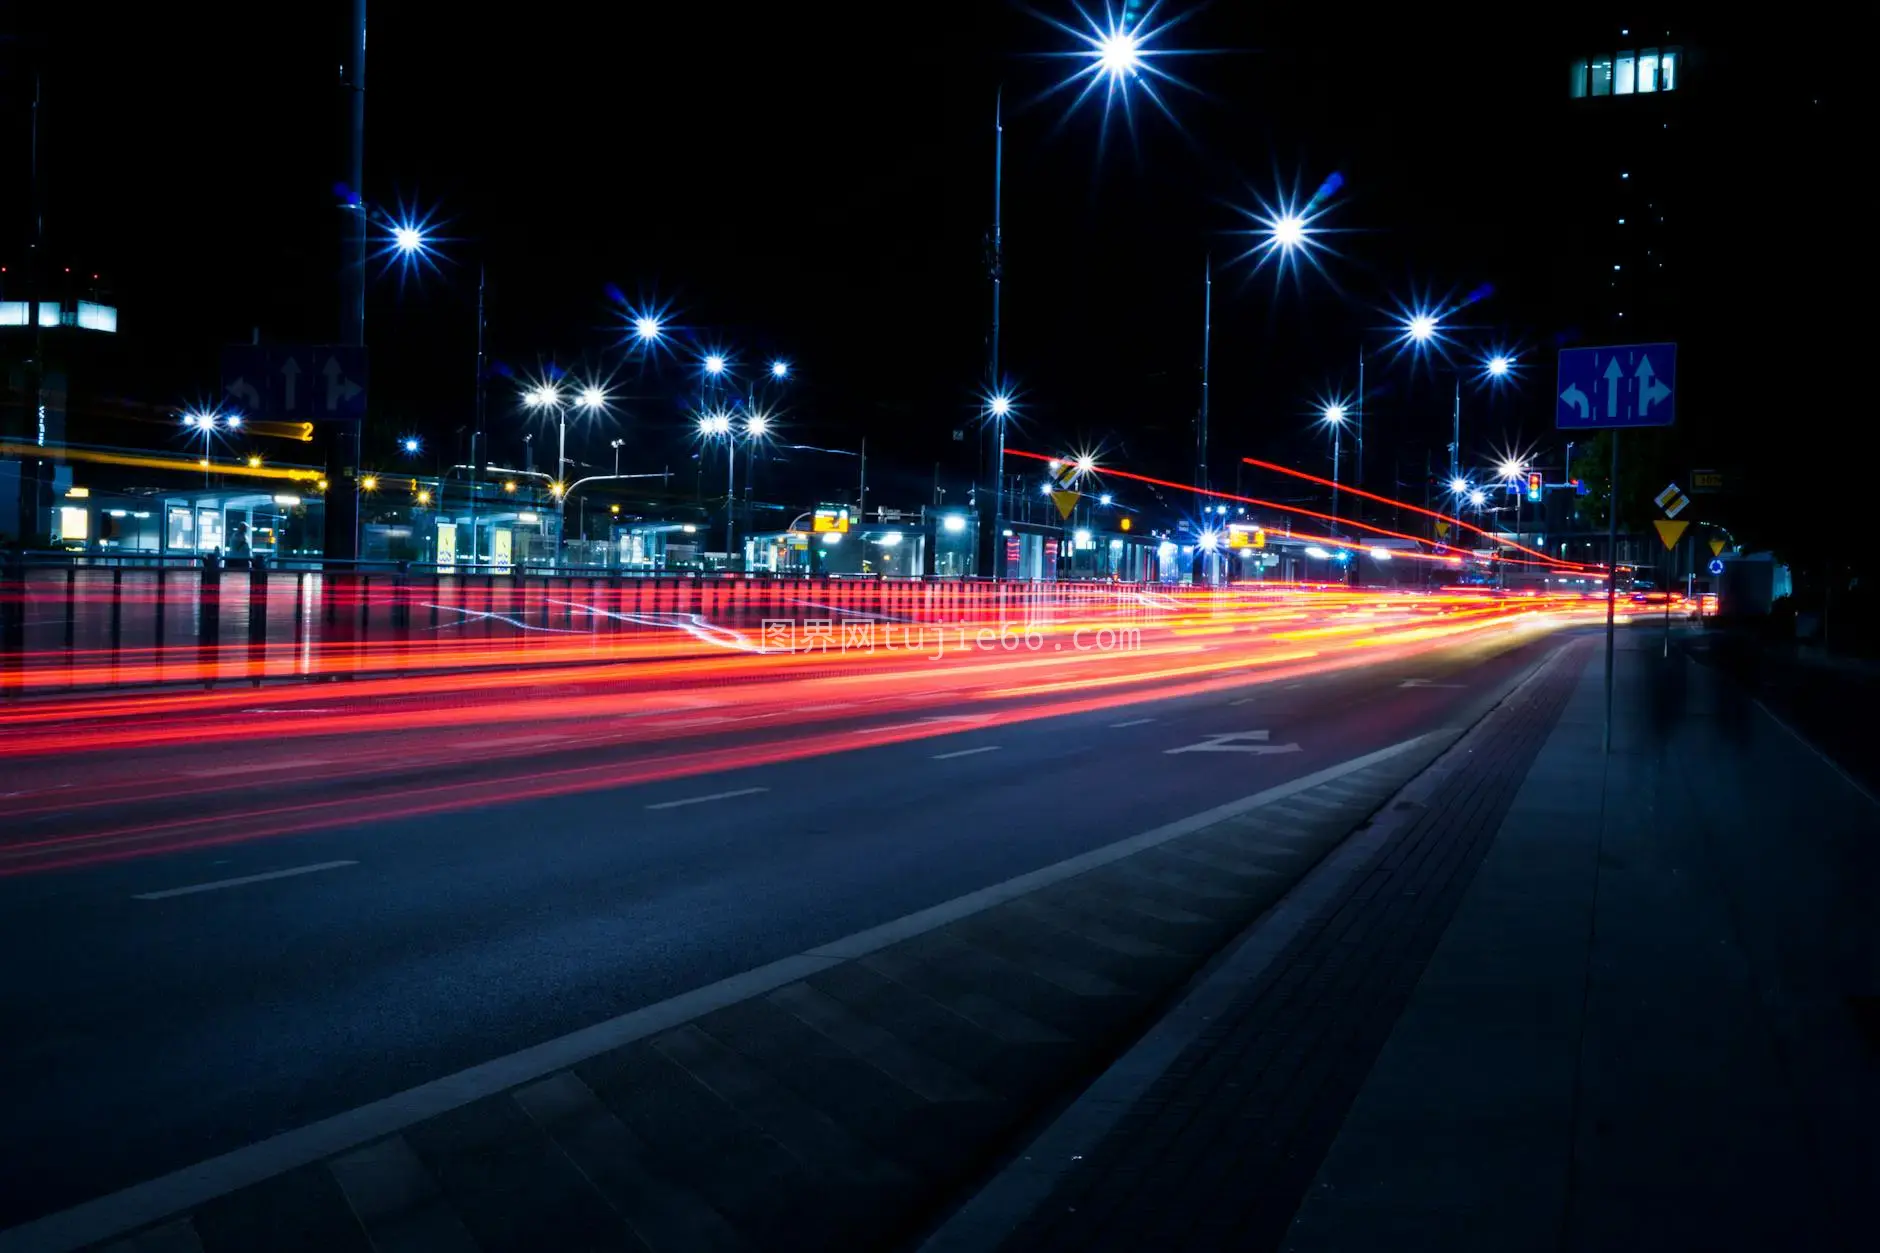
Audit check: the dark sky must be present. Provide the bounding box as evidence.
[5,4,1852,539]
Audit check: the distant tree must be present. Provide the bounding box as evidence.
[1571,430,1674,532]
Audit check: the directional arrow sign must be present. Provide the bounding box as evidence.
[224,375,261,412]
[1555,342,1677,430]
[1165,730,1302,756]
[323,355,364,413]
[1653,519,1689,550]
[220,344,368,420]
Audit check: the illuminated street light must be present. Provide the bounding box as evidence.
[1406,313,1438,342]
[1099,493,1113,506]
[247,455,262,468]
[1498,457,1525,481]
[578,386,607,410]
[1486,355,1512,377]
[633,315,662,343]
[770,360,790,379]
[699,412,732,437]
[361,476,379,492]
[225,414,242,429]
[393,225,425,255]
[703,354,727,376]
[1323,403,1346,425]
[1075,454,1097,476]
[415,489,432,505]
[745,413,770,437]
[401,436,421,455]
[1098,27,1141,79]
[1272,214,1306,249]
[1469,488,1488,507]
[1449,476,1470,495]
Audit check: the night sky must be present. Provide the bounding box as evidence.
[5,5,1853,548]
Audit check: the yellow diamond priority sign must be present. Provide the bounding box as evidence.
[1652,518,1689,550]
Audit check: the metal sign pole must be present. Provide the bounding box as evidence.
[1605,432,1618,754]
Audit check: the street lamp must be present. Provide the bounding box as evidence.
[769,359,790,380]
[696,410,769,558]
[986,389,1016,578]
[703,354,727,377]
[633,315,663,344]
[1320,401,1347,526]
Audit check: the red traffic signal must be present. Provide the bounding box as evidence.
[1525,471,1543,502]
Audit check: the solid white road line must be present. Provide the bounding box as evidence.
[6,734,1429,1253]
[932,746,1002,760]
[132,861,357,901]
[643,786,769,811]
[1109,718,1156,728]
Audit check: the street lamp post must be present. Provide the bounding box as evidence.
[1321,403,1347,528]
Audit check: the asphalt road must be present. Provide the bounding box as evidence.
[0,627,1569,1229]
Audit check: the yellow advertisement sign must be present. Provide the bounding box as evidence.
[812,507,851,533]
[436,521,458,567]
[491,528,513,571]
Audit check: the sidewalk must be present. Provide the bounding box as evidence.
[934,631,1880,1252]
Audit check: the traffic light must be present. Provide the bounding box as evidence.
[1525,471,1543,503]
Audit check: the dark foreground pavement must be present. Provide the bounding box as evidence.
[933,630,1880,1253]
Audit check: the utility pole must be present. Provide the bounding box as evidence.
[323,0,367,562]
[468,263,486,565]
[984,88,1005,580]
[1197,255,1212,494]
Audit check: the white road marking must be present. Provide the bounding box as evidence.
[1109,718,1157,728]
[794,703,856,713]
[859,714,996,735]
[1166,730,1303,756]
[17,735,1430,1253]
[1229,698,1257,706]
[644,786,769,811]
[1399,678,1464,689]
[133,861,357,901]
[932,745,1002,760]
[186,760,330,778]
[475,733,567,748]
[647,716,733,730]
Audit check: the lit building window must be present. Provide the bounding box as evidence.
[1637,49,1660,92]
[1573,46,1678,97]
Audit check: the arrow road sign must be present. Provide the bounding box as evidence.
[221,344,368,420]
[1555,342,1677,429]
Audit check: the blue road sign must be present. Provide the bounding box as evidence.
[1555,342,1676,430]
[1709,557,1725,575]
[221,345,368,420]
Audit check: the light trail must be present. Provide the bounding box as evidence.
[0,581,1628,875]
[1238,455,1587,568]
[1004,449,1586,572]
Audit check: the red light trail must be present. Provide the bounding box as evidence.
[0,582,1625,875]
